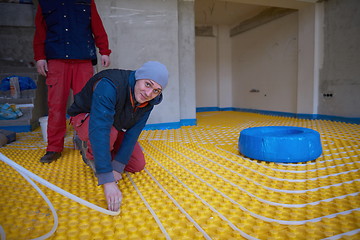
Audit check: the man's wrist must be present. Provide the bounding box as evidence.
[96,172,116,185]
[111,161,125,173]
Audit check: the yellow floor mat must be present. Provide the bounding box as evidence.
[0,111,359,240]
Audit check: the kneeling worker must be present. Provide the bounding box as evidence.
[68,61,168,212]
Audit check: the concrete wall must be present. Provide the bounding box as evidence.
[231,12,298,112]
[195,35,218,108]
[195,0,359,120]
[195,25,233,109]
[1,0,197,128]
[96,0,181,125]
[2,0,360,128]
[318,0,360,118]
[0,3,36,67]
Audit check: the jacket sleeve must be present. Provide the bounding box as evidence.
[91,0,111,56]
[89,78,117,184]
[113,110,152,165]
[33,5,47,61]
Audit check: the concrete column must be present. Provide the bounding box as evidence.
[217,25,232,109]
[296,4,319,115]
[178,0,196,123]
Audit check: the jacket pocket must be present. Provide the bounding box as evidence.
[45,62,60,86]
[70,113,90,141]
[72,113,89,128]
[75,2,91,24]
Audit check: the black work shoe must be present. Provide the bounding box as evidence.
[83,155,96,173]
[73,134,82,150]
[40,151,61,163]
[73,135,96,172]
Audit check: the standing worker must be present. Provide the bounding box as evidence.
[33,0,111,163]
[68,61,169,211]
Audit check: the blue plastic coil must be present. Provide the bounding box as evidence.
[239,126,322,163]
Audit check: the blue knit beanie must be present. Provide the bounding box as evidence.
[135,61,169,89]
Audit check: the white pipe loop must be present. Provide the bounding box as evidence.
[0,153,119,240]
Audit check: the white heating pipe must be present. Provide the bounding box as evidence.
[0,152,120,240]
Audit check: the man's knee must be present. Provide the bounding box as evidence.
[135,160,146,172]
[125,159,146,173]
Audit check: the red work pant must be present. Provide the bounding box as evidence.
[70,113,146,173]
[46,60,93,152]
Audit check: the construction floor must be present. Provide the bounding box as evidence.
[0,111,359,240]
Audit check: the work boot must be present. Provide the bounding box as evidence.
[73,135,96,172]
[40,151,61,163]
[83,154,96,173]
[73,134,82,150]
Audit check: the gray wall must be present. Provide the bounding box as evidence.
[0,0,197,128]
[96,0,181,125]
[231,13,298,113]
[95,0,197,125]
[195,35,218,108]
[0,3,36,67]
[1,0,359,126]
[318,0,360,118]
[195,0,360,119]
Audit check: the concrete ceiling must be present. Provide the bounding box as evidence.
[195,0,317,26]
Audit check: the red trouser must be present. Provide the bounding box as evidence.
[46,60,93,152]
[70,113,146,173]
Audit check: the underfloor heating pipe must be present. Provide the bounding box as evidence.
[0,152,120,240]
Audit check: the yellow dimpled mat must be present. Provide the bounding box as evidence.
[0,111,359,240]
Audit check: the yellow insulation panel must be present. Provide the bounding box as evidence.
[0,111,359,239]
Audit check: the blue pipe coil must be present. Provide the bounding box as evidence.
[239,126,322,163]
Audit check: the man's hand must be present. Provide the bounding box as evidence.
[101,55,110,67]
[36,59,48,76]
[103,182,122,212]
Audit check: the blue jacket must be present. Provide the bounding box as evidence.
[38,0,97,60]
[68,69,162,184]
